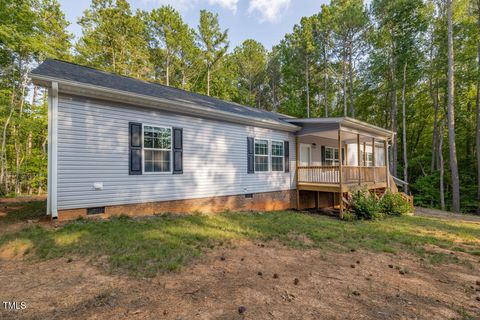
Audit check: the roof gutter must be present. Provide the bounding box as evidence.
[30,74,301,133]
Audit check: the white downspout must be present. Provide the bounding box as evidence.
[49,82,59,218]
[47,87,52,216]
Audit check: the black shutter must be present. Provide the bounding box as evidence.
[247,137,254,174]
[284,141,290,173]
[321,145,326,165]
[173,127,183,174]
[342,147,345,165]
[129,122,142,175]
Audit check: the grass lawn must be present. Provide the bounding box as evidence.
[1,201,480,277]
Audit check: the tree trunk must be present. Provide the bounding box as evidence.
[467,101,473,156]
[447,0,460,213]
[402,62,408,193]
[207,67,210,96]
[1,102,14,188]
[166,54,170,86]
[306,55,310,117]
[323,47,328,117]
[439,119,445,211]
[430,78,440,171]
[181,70,186,90]
[32,85,38,108]
[476,0,480,212]
[390,54,398,177]
[342,45,347,117]
[14,131,21,194]
[272,77,278,112]
[348,40,354,118]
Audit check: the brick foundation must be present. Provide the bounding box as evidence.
[57,190,297,221]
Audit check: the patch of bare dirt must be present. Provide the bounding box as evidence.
[1,241,479,320]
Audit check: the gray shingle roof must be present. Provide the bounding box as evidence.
[31,59,294,126]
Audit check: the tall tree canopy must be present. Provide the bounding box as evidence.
[75,0,150,78]
[196,9,229,97]
[1,0,479,214]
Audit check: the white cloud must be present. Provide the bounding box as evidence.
[208,0,239,13]
[248,0,291,23]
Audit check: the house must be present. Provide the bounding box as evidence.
[30,59,395,221]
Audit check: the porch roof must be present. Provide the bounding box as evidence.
[283,117,395,140]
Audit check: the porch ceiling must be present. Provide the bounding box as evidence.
[284,117,394,140]
[304,130,380,143]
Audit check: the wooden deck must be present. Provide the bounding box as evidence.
[297,181,388,193]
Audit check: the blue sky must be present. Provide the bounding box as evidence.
[58,0,330,51]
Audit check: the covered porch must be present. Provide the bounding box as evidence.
[285,117,395,216]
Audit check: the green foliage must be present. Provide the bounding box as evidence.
[75,0,150,78]
[0,0,70,196]
[349,189,412,220]
[349,189,383,220]
[196,9,229,96]
[232,39,267,106]
[145,5,197,87]
[379,191,412,216]
[340,211,356,221]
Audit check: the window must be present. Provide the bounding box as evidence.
[360,150,373,166]
[366,152,373,167]
[255,139,269,172]
[325,147,339,165]
[143,125,172,173]
[271,141,284,171]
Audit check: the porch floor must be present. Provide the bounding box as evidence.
[297,181,387,193]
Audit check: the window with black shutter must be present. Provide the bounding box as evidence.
[129,122,142,175]
[247,137,254,174]
[173,127,183,174]
[284,141,289,173]
[321,145,326,165]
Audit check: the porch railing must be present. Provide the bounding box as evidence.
[298,166,387,185]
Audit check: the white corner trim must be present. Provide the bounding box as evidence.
[50,82,59,218]
[46,89,52,216]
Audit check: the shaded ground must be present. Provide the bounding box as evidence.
[1,200,479,319]
[0,197,50,234]
[415,207,480,223]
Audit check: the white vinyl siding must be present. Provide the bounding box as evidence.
[56,95,296,210]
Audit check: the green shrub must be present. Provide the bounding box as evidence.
[341,211,356,221]
[349,189,383,220]
[379,191,412,216]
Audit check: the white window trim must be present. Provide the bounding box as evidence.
[360,149,374,167]
[271,140,285,172]
[142,124,173,175]
[254,138,270,173]
[325,147,340,166]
